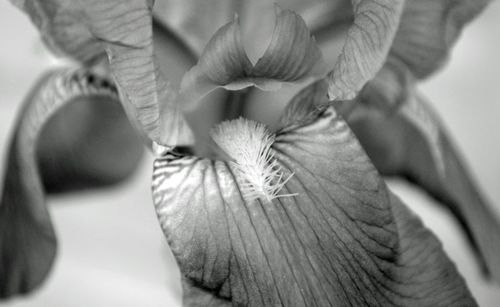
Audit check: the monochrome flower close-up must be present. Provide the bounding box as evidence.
[0,0,499,306]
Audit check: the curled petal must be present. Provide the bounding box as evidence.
[178,7,326,110]
[0,67,140,297]
[327,0,405,101]
[152,106,475,305]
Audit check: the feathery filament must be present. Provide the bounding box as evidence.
[211,118,296,202]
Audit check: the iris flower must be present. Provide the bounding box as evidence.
[0,0,497,305]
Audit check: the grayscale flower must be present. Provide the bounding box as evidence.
[0,0,497,306]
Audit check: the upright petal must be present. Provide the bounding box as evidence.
[177,17,254,110]
[154,0,237,55]
[252,7,326,87]
[327,0,405,101]
[178,7,326,110]
[10,0,194,147]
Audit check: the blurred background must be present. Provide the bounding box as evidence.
[0,1,499,306]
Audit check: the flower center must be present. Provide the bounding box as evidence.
[211,117,296,202]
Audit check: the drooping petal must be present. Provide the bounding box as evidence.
[152,105,476,305]
[178,7,326,110]
[336,64,500,282]
[285,66,500,282]
[10,0,194,147]
[0,67,140,297]
[326,0,405,101]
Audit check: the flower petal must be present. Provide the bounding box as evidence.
[152,106,476,305]
[87,1,194,146]
[281,0,352,35]
[390,0,491,78]
[315,0,491,83]
[177,17,254,110]
[11,0,194,147]
[326,0,405,101]
[10,0,104,63]
[38,93,144,193]
[279,79,329,128]
[154,0,237,55]
[0,67,139,297]
[252,7,327,88]
[178,7,326,110]
[344,64,500,282]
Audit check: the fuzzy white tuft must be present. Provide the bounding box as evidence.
[211,118,297,202]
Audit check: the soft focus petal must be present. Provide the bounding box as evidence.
[283,0,352,35]
[0,67,141,297]
[154,0,237,55]
[178,7,326,110]
[38,91,143,193]
[154,0,352,53]
[327,0,405,101]
[390,0,491,78]
[10,0,104,63]
[152,105,475,305]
